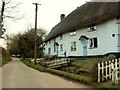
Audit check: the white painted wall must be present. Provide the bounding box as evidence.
[44,18,119,57]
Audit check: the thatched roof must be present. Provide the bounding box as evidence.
[44,2,120,42]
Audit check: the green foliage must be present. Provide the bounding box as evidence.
[71,59,99,73]
[0,47,11,66]
[7,28,46,58]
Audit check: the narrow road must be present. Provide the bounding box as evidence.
[2,58,88,88]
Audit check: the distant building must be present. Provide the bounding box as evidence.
[44,2,120,57]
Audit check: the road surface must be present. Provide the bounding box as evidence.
[2,58,89,88]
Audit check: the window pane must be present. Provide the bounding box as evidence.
[90,39,93,47]
[71,42,76,51]
[94,38,98,47]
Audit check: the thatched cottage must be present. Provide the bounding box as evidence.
[44,2,120,58]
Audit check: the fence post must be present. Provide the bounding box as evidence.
[109,61,112,79]
[98,63,100,82]
[102,62,104,81]
[115,59,118,84]
[105,62,108,79]
[111,60,116,85]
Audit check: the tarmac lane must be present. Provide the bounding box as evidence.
[2,58,89,88]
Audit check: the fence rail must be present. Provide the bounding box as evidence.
[45,59,70,67]
[98,58,120,84]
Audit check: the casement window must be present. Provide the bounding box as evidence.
[48,48,51,54]
[88,24,96,31]
[71,42,76,51]
[89,38,98,48]
[60,44,63,51]
[60,34,63,40]
[70,31,76,36]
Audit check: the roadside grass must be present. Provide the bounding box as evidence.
[21,59,120,89]
[70,59,99,73]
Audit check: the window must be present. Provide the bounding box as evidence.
[88,24,96,31]
[53,38,56,42]
[89,38,98,48]
[60,34,63,40]
[49,40,51,44]
[117,16,120,24]
[70,31,76,36]
[48,48,51,54]
[60,44,63,51]
[71,42,76,51]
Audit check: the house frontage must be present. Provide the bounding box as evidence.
[44,2,120,58]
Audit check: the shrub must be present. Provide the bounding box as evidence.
[1,47,11,66]
[107,54,116,60]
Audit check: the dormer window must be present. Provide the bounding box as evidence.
[70,31,76,36]
[88,24,96,31]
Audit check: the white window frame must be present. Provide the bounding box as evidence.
[71,42,76,51]
[60,44,63,51]
[70,31,76,36]
[88,24,96,31]
[49,40,51,44]
[60,34,63,40]
[89,38,98,48]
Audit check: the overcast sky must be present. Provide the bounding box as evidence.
[5,0,91,34]
[1,0,92,47]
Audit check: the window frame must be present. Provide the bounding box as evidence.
[60,44,63,51]
[89,37,98,49]
[88,24,96,32]
[70,31,76,36]
[48,47,51,54]
[60,34,63,40]
[71,42,77,51]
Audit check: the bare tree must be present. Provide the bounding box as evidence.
[0,0,22,37]
[1,0,22,20]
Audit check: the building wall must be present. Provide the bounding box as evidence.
[44,18,119,57]
[118,21,120,52]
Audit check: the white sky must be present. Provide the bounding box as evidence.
[0,0,91,47]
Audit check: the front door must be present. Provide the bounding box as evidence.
[54,42,59,56]
[82,39,88,56]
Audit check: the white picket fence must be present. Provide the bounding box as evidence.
[45,59,70,67]
[98,58,120,84]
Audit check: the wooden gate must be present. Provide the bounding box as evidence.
[98,58,120,84]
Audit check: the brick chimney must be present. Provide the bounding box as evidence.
[60,14,65,21]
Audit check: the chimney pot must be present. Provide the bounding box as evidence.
[60,14,65,21]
